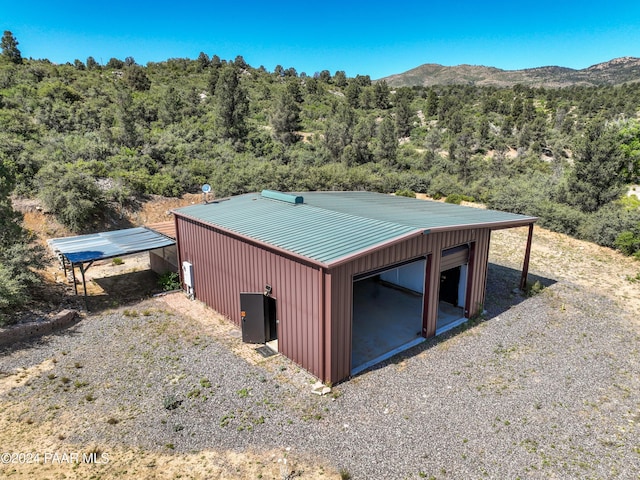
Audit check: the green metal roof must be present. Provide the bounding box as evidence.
[174,191,536,267]
[299,191,536,231]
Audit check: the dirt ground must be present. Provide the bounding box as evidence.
[490,225,640,319]
[0,390,336,480]
[3,193,639,479]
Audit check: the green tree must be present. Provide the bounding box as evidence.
[234,55,247,69]
[106,57,124,69]
[1,31,22,64]
[373,80,390,109]
[353,74,371,87]
[580,202,640,248]
[359,87,375,109]
[214,65,249,144]
[375,116,397,166]
[269,84,301,145]
[333,70,347,87]
[158,86,182,125]
[305,77,320,95]
[615,229,640,257]
[564,119,627,212]
[111,88,139,147]
[324,103,355,161]
[197,52,210,70]
[425,89,439,117]
[619,120,640,183]
[349,117,376,165]
[86,56,99,70]
[123,65,151,91]
[317,70,331,83]
[345,81,361,108]
[394,88,414,137]
[451,129,475,184]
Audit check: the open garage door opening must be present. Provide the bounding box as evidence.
[351,258,427,375]
[436,245,470,335]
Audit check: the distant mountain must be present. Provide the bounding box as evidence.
[380,57,640,88]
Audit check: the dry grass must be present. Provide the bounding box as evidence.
[490,226,640,319]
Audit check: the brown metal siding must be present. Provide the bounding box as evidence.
[177,213,494,384]
[327,228,491,383]
[175,216,325,379]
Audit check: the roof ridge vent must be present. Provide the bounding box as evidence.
[261,190,304,204]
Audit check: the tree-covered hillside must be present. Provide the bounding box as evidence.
[1,31,640,315]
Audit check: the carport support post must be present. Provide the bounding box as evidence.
[519,223,534,291]
[79,263,87,298]
[79,262,89,310]
[71,262,78,296]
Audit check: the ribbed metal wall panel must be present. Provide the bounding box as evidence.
[176,216,325,379]
[327,228,491,382]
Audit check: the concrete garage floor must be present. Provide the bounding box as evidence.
[351,278,466,374]
[436,301,466,334]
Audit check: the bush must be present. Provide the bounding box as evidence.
[486,175,544,215]
[428,172,463,199]
[0,241,46,325]
[163,394,181,410]
[445,193,475,205]
[158,271,181,291]
[445,193,463,204]
[536,201,586,237]
[37,163,105,231]
[526,280,545,296]
[0,263,27,325]
[615,230,640,256]
[395,188,416,198]
[579,203,640,248]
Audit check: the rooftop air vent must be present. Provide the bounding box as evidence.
[261,190,304,204]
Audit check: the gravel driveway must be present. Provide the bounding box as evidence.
[1,262,639,479]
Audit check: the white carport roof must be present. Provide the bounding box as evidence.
[47,226,175,264]
[47,226,176,300]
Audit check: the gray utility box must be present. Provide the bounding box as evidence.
[240,293,277,344]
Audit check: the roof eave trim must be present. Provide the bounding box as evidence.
[325,229,427,268]
[426,217,538,233]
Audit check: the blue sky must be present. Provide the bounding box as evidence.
[3,0,640,79]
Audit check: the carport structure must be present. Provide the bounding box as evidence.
[48,226,176,298]
[174,190,537,383]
